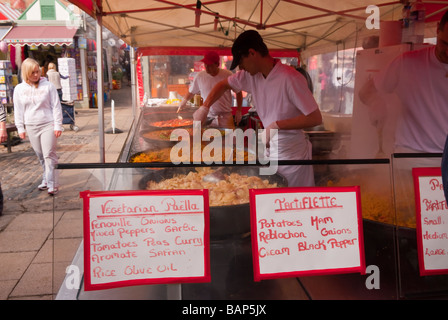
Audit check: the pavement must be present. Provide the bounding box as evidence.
[0,85,134,300]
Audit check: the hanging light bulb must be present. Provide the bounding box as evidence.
[214,15,219,31]
[195,1,202,28]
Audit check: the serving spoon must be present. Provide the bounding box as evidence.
[202,167,226,183]
[202,150,233,183]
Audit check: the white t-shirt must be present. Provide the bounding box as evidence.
[374,46,448,153]
[189,69,233,117]
[227,61,319,187]
[13,78,63,134]
[228,61,319,155]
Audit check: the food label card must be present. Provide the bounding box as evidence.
[250,187,365,281]
[413,167,448,276]
[80,189,210,291]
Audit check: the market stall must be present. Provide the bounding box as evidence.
[55,0,448,300]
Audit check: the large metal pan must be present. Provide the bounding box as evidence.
[139,128,192,148]
[142,106,197,124]
[129,145,257,164]
[138,166,287,239]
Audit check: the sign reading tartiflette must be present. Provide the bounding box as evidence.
[250,186,365,280]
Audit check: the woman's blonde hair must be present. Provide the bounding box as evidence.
[47,62,57,71]
[21,58,41,84]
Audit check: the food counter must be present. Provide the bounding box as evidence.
[57,106,448,300]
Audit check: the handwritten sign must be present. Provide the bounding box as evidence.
[249,187,365,281]
[413,167,448,276]
[80,189,210,291]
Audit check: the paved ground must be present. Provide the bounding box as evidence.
[0,85,134,299]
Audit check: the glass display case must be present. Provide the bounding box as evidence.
[54,108,448,300]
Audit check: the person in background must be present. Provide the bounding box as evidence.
[13,58,63,196]
[178,51,243,129]
[296,66,314,93]
[0,105,6,142]
[359,10,448,220]
[0,104,6,215]
[46,62,69,101]
[194,30,322,187]
[359,10,448,154]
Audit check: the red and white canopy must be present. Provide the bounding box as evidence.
[65,0,448,55]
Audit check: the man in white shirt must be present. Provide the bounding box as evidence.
[179,51,243,129]
[194,30,322,187]
[360,11,448,221]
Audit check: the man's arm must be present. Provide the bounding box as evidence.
[358,77,388,127]
[234,91,243,125]
[177,92,195,113]
[276,108,322,130]
[261,108,323,148]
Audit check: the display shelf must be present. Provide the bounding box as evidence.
[0,60,13,105]
[58,58,79,101]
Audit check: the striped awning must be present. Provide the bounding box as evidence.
[2,25,78,46]
[0,3,21,21]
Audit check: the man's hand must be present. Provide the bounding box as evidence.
[260,121,279,148]
[177,100,187,113]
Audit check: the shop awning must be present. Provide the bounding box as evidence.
[3,25,78,46]
[0,26,13,41]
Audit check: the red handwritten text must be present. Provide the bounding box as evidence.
[429,178,444,191]
[422,199,448,212]
[274,196,341,212]
[101,200,158,214]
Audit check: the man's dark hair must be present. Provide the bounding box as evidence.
[230,30,269,69]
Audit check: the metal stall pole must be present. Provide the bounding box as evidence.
[130,45,136,121]
[96,11,105,163]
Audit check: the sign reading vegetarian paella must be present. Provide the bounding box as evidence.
[80,190,210,291]
[249,187,365,280]
[413,167,448,276]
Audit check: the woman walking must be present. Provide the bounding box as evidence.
[13,58,63,195]
[46,62,69,101]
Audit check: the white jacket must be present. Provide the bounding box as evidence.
[13,77,63,134]
[46,69,62,90]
